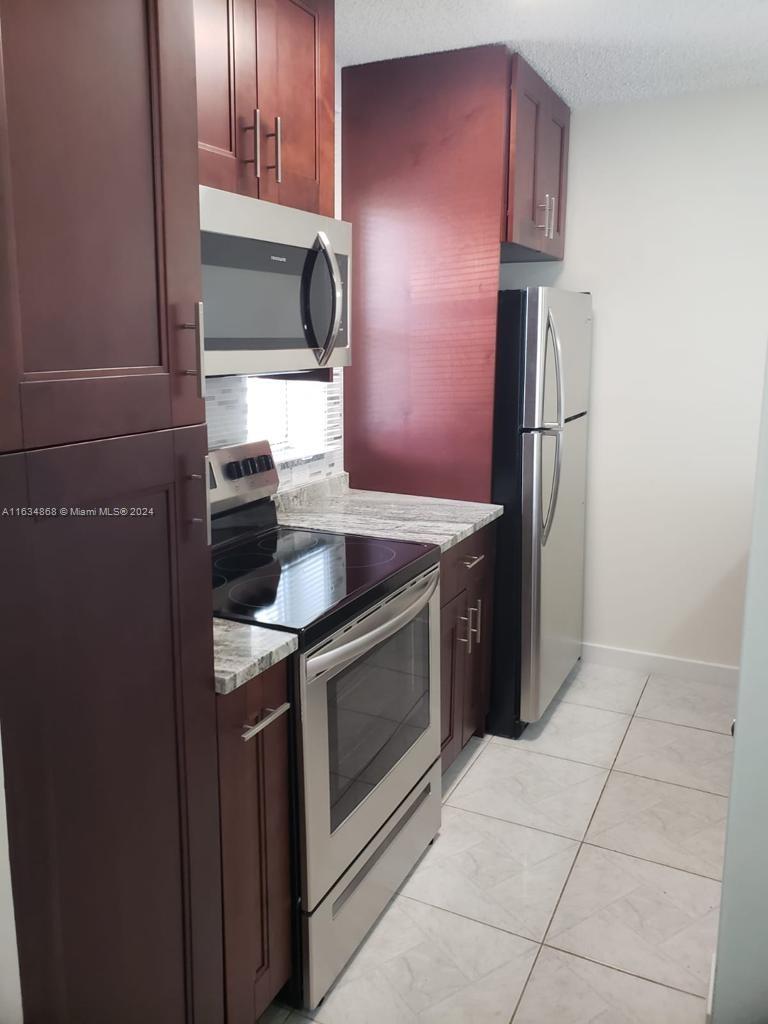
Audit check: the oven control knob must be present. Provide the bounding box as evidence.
[225,460,244,480]
[257,454,273,472]
[242,457,258,476]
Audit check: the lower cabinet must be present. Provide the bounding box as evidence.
[217,660,293,1023]
[0,426,223,1024]
[440,523,498,773]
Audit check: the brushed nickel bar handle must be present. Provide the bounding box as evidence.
[241,108,261,177]
[458,614,473,655]
[186,456,211,543]
[549,195,557,239]
[536,194,550,231]
[475,598,483,645]
[241,702,291,742]
[178,301,205,400]
[266,115,282,183]
[463,554,485,570]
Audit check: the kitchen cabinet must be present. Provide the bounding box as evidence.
[439,524,497,773]
[217,660,293,1023]
[506,54,570,260]
[0,425,223,1023]
[194,0,335,215]
[0,0,204,454]
[440,591,470,771]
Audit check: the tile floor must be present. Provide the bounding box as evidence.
[262,663,737,1024]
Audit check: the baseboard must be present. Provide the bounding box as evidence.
[581,642,740,687]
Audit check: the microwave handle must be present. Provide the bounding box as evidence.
[315,231,343,367]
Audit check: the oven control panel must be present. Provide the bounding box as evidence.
[208,440,280,514]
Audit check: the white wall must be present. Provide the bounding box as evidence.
[501,85,768,670]
[712,362,768,1022]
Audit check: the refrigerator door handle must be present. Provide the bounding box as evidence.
[542,309,566,431]
[541,428,563,546]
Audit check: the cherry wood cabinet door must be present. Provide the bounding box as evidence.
[194,0,259,197]
[255,0,334,215]
[440,590,470,772]
[506,54,570,259]
[0,0,204,454]
[217,661,293,1023]
[539,91,570,259]
[0,426,224,1024]
[462,548,496,747]
[506,54,550,252]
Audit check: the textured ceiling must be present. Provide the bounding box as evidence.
[336,0,768,106]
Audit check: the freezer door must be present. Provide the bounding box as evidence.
[520,414,588,722]
[520,288,593,429]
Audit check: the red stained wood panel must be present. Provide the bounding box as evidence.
[0,0,204,453]
[342,46,510,502]
[0,426,223,1023]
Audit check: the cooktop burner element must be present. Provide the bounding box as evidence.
[212,524,439,642]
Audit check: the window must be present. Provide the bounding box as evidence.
[246,368,343,467]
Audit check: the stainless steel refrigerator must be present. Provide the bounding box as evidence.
[489,287,593,736]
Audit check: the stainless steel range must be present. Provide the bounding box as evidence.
[209,441,442,1008]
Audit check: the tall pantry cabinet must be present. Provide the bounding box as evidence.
[0,2,223,1022]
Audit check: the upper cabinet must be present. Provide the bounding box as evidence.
[194,0,335,216]
[0,0,205,454]
[506,54,570,260]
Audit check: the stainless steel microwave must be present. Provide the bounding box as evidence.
[199,186,351,375]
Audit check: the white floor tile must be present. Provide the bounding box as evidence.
[585,772,727,878]
[558,663,649,715]
[615,717,733,795]
[448,741,608,840]
[546,845,721,996]
[513,947,707,1023]
[635,674,737,735]
[441,735,489,802]
[496,701,631,768]
[305,897,537,1024]
[401,805,578,940]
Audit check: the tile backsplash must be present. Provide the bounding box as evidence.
[205,375,344,492]
[205,376,249,450]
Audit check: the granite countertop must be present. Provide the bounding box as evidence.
[213,619,297,695]
[212,474,503,693]
[275,476,504,553]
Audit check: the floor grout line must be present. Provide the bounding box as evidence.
[507,941,545,1024]
[633,713,734,737]
[609,766,731,800]
[539,675,647,950]
[540,942,709,1001]
[441,800,587,845]
[580,840,724,883]
[398,891,543,944]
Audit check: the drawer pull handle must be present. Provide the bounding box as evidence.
[241,702,291,742]
[463,554,485,570]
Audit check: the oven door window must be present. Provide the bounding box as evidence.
[327,606,431,833]
[201,231,348,355]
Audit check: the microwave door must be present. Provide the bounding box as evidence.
[302,232,344,367]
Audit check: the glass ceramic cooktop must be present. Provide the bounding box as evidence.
[212,526,436,632]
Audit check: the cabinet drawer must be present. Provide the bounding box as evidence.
[440,523,498,607]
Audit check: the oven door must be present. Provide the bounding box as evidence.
[299,566,441,910]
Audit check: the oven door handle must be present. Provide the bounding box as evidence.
[306,570,439,684]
